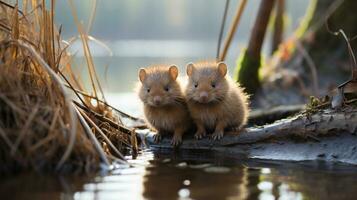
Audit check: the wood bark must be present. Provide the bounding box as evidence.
[137,108,357,164]
[246,0,276,58]
[238,0,276,94]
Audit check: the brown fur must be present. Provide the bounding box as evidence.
[137,65,192,146]
[185,61,249,140]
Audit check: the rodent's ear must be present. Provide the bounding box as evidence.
[217,62,227,77]
[169,65,179,80]
[139,68,147,82]
[186,63,195,76]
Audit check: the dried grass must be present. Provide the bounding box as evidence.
[0,0,136,174]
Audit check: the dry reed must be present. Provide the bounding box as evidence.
[0,0,136,174]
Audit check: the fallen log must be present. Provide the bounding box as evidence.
[137,107,357,165]
[248,104,304,125]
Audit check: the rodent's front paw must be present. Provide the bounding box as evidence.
[231,126,241,132]
[153,133,162,143]
[171,135,182,146]
[211,131,224,140]
[194,131,206,140]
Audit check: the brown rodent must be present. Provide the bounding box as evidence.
[185,61,249,140]
[137,65,192,146]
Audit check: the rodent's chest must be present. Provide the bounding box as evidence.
[191,103,221,114]
[144,106,186,129]
[190,104,222,124]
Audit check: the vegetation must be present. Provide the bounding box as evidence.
[0,1,137,174]
[237,0,276,94]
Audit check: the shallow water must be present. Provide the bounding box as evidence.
[1,149,357,200]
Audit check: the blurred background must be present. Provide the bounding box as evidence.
[53,0,309,116]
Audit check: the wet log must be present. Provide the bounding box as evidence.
[248,104,304,126]
[137,108,357,165]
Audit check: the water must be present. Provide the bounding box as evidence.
[57,0,310,93]
[3,85,356,200]
[1,150,357,200]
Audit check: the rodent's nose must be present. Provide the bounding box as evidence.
[199,92,208,100]
[153,96,162,104]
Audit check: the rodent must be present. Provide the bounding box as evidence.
[137,65,192,146]
[185,61,249,140]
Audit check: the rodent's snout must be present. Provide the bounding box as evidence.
[199,91,209,103]
[153,95,162,105]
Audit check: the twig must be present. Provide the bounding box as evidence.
[78,108,127,163]
[219,0,247,61]
[86,0,97,34]
[50,0,56,71]
[59,71,90,109]
[68,0,99,102]
[74,107,110,167]
[66,84,138,120]
[68,0,108,103]
[0,1,25,17]
[64,35,113,57]
[325,13,357,81]
[73,100,133,135]
[216,0,230,60]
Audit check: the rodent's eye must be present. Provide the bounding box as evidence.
[194,83,198,88]
[211,83,216,88]
[147,88,151,93]
[164,86,169,92]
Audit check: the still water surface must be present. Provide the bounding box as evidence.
[2,93,356,200]
[1,149,357,200]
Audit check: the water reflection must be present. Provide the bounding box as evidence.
[1,150,357,200]
[142,158,248,200]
